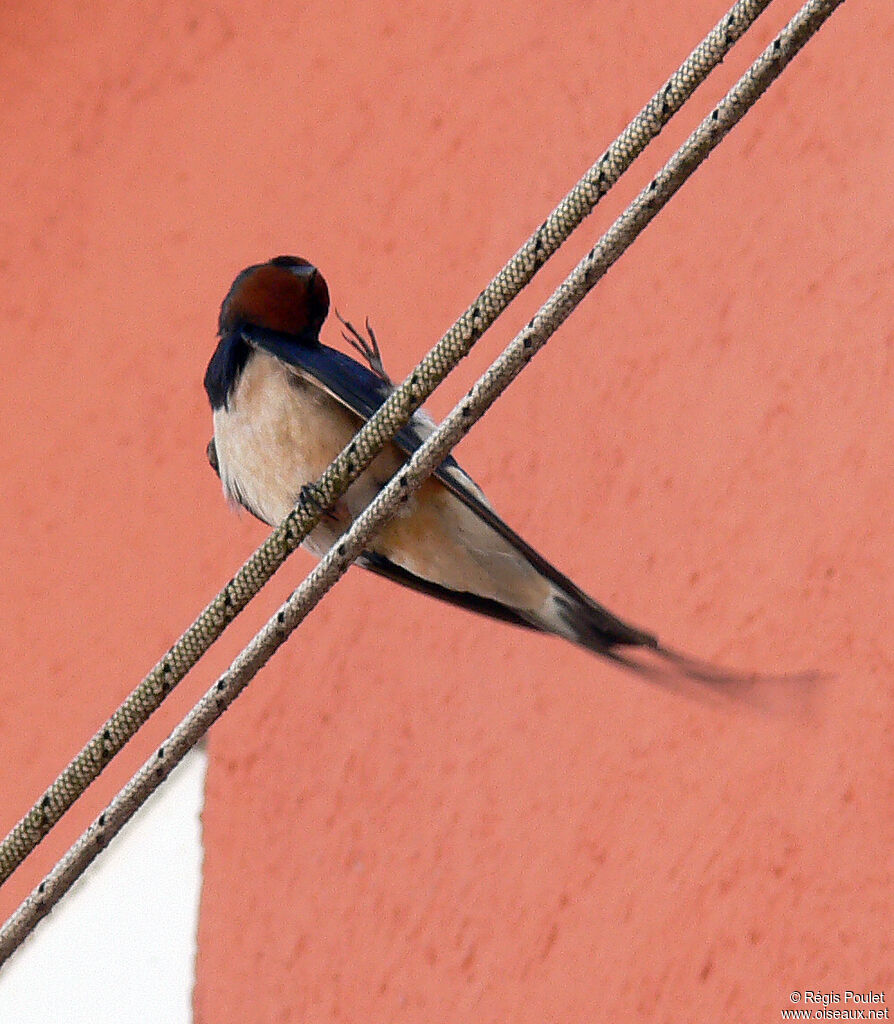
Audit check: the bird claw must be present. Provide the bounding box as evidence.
[298,482,329,517]
[336,309,392,385]
[298,482,343,524]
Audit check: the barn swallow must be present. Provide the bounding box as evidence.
[204,256,736,678]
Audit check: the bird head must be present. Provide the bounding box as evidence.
[218,256,330,342]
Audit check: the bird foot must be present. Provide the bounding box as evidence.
[336,310,392,385]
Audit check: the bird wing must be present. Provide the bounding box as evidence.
[242,324,463,474]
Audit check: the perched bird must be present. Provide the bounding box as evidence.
[204,256,735,678]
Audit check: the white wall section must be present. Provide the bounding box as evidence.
[0,746,207,1024]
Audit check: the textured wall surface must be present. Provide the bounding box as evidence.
[1,0,891,1021]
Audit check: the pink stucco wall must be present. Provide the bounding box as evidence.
[1,1,891,1020]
